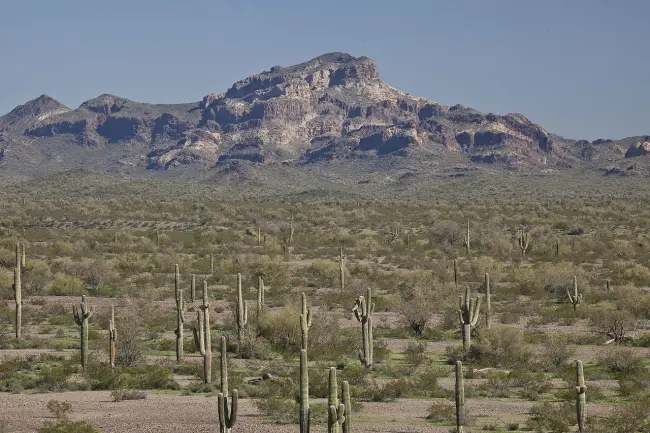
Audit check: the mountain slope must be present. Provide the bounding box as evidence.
[0,52,648,179]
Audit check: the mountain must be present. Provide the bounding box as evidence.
[1,52,648,179]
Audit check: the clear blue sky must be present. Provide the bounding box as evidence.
[1,0,648,140]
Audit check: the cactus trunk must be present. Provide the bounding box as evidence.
[72,295,94,369]
[191,274,196,303]
[220,335,228,395]
[235,273,248,346]
[485,272,491,329]
[174,264,184,363]
[353,288,374,368]
[300,293,312,351]
[464,218,470,255]
[109,304,117,368]
[13,267,21,339]
[455,360,465,433]
[299,349,310,433]
[327,367,345,433]
[193,281,212,383]
[342,381,351,433]
[458,286,481,352]
[575,360,586,432]
[339,247,345,295]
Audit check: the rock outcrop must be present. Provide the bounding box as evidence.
[625,141,650,158]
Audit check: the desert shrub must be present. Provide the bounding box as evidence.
[39,420,100,433]
[404,342,428,375]
[115,315,143,366]
[476,371,512,398]
[586,395,650,433]
[467,326,530,369]
[525,401,573,432]
[358,378,413,402]
[44,273,85,296]
[539,334,575,371]
[510,370,552,400]
[426,401,455,423]
[46,400,72,420]
[257,306,300,353]
[308,313,356,360]
[254,396,297,424]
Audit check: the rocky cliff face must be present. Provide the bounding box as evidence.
[0,52,646,175]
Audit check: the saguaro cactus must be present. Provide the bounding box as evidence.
[454,259,459,288]
[13,266,21,339]
[555,237,560,257]
[20,243,26,268]
[300,292,313,350]
[218,390,238,433]
[210,253,214,274]
[575,360,586,432]
[463,218,470,255]
[455,360,465,433]
[567,276,583,311]
[339,247,345,294]
[257,227,262,246]
[459,286,481,352]
[174,264,185,363]
[218,335,237,433]
[484,272,491,330]
[353,288,374,369]
[191,274,196,303]
[299,349,310,433]
[235,273,248,344]
[193,281,212,383]
[342,380,351,433]
[518,228,530,255]
[72,295,94,369]
[327,367,346,433]
[109,304,117,368]
[257,276,265,318]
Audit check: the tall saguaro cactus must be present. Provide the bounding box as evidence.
[193,281,212,384]
[575,360,586,432]
[342,380,351,433]
[453,259,459,288]
[458,286,481,352]
[567,276,583,311]
[455,360,466,433]
[190,274,196,303]
[300,292,313,350]
[13,266,22,339]
[518,228,530,255]
[327,367,346,433]
[484,272,491,330]
[353,288,374,369]
[72,295,94,369]
[339,247,345,294]
[13,243,22,339]
[463,218,470,255]
[218,390,238,433]
[20,243,26,269]
[299,349,310,433]
[210,253,214,274]
[109,304,117,368]
[174,264,185,363]
[235,273,248,344]
[218,335,238,433]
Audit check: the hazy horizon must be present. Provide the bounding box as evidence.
[1,0,648,140]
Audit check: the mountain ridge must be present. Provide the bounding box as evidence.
[1,52,649,179]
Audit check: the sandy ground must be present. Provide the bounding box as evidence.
[0,391,617,433]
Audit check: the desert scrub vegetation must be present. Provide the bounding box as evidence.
[3,175,650,431]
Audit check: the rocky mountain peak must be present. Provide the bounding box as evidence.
[223,52,381,102]
[0,94,69,131]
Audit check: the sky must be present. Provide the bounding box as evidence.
[0,0,648,140]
